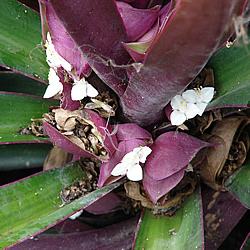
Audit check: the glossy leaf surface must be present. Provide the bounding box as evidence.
[0,72,46,96]
[225,163,250,209]
[0,164,120,248]
[0,92,57,143]
[0,0,48,80]
[0,143,51,170]
[134,189,203,250]
[208,41,250,108]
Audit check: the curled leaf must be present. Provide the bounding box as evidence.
[43,108,117,161]
[116,1,160,41]
[200,116,250,190]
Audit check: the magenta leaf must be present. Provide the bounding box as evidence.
[11,217,138,250]
[98,124,152,187]
[143,169,185,203]
[123,20,160,62]
[116,1,160,41]
[116,123,152,141]
[57,69,81,111]
[85,192,123,215]
[145,131,209,180]
[202,187,247,250]
[121,0,246,125]
[40,0,245,126]
[39,0,91,78]
[122,2,172,62]
[41,0,130,96]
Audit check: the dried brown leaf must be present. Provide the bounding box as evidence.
[200,116,250,190]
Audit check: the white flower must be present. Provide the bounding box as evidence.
[170,87,214,126]
[44,33,98,101]
[71,78,99,101]
[43,68,63,98]
[45,32,72,72]
[111,146,152,181]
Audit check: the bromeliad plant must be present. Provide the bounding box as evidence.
[0,0,250,249]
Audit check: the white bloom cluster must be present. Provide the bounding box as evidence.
[43,33,98,100]
[111,146,152,181]
[170,87,214,126]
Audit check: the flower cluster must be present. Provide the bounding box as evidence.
[43,33,98,101]
[170,87,215,126]
[111,146,152,181]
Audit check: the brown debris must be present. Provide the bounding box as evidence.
[124,173,197,216]
[189,68,215,89]
[60,158,99,203]
[84,91,118,118]
[199,116,250,190]
[43,108,107,158]
[20,119,45,137]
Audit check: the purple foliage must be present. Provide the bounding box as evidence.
[11,217,138,250]
[145,132,210,180]
[142,132,210,202]
[98,124,152,187]
[202,186,247,250]
[116,1,160,41]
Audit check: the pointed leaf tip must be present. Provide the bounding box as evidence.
[145,132,210,180]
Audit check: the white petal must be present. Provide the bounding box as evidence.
[196,102,207,116]
[111,162,128,176]
[43,83,62,98]
[69,210,83,220]
[71,81,87,101]
[170,110,187,126]
[170,95,186,111]
[46,32,72,72]
[137,146,152,163]
[185,103,200,119]
[48,68,60,84]
[126,164,143,181]
[43,68,63,98]
[59,56,72,72]
[200,87,214,103]
[182,89,197,103]
[121,151,139,165]
[86,83,99,97]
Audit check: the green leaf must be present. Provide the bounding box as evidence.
[0,92,58,143]
[208,43,250,108]
[0,163,120,248]
[0,72,46,96]
[134,189,203,250]
[0,143,51,170]
[225,162,250,209]
[0,0,48,81]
